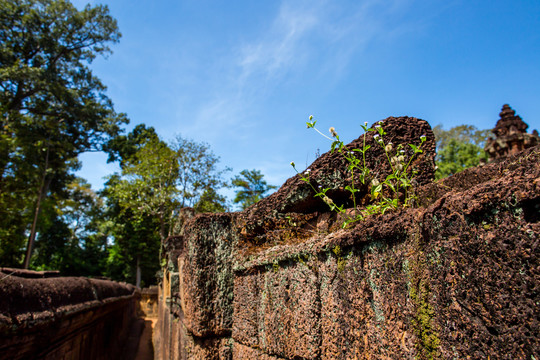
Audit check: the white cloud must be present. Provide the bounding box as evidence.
[175,0,425,153]
[237,0,321,82]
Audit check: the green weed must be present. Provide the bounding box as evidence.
[292,116,426,228]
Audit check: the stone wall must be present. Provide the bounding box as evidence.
[0,269,139,360]
[156,116,539,359]
[139,285,159,318]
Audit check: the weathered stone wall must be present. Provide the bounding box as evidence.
[0,269,138,360]
[156,116,539,359]
[139,285,159,318]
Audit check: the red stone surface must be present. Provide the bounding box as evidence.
[0,270,138,360]
[236,116,436,245]
[156,116,538,359]
[179,212,237,337]
[485,104,539,161]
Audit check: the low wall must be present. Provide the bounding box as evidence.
[0,269,138,360]
[156,117,539,359]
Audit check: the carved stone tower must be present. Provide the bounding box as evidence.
[484,104,539,162]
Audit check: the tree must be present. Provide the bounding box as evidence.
[103,123,160,166]
[232,169,277,210]
[0,0,128,267]
[102,174,161,287]
[193,188,228,213]
[102,131,229,286]
[107,138,180,243]
[30,177,109,276]
[171,135,230,208]
[433,125,489,179]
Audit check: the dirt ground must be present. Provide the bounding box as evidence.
[134,318,156,360]
[123,316,156,360]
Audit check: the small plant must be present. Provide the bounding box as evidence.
[292,115,426,228]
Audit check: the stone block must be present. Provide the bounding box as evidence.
[179,213,237,337]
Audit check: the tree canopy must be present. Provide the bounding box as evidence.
[102,131,230,286]
[0,0,127,267]
[433,124,489,179]
[232,169,276,210]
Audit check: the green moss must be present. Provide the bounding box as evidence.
[408,231,441,360]
[332,245,347,273]
[410,279,440,360]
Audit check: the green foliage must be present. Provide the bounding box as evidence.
[193,188,228,213]
[435,139,486,179]
[30,178,109,276]
[433,124,490,149]
[102,131,229,285]
[232,169,276,210]
[293,116,426,228]
[103,124,160,166]
[171,135,230,208]
[433,124,489,179]
[0,0,127,266]
[108,138,179,238]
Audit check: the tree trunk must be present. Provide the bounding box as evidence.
[23,142,50,269]
[136,255,141,288]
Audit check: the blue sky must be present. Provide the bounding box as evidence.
[74,0,540,197]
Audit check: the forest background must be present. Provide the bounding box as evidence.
[1,0,538,287]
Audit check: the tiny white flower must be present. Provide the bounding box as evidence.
[420,134,427,141]
[329,127,338,137]
[374,134,380,139]
[364,121,368,126]
[385,143,393,152]
[398,155,405,163]
[322,195,334,205]
[371,178,380,187]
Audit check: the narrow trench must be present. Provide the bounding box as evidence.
[135,318,157,360]
[124,316,157,360]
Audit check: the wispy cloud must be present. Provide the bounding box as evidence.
[237,0,321,82]
[178,0,425,175]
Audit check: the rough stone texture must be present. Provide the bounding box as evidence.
[236,116,436,250]
[233,342,285,360]
[485,104,539,161]
[155,212,237,359]
[139,285,158,317]
[0,269,138,360]
[156,115,539,359]
[180,212,237,337]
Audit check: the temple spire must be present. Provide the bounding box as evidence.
[485,104,539,161]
